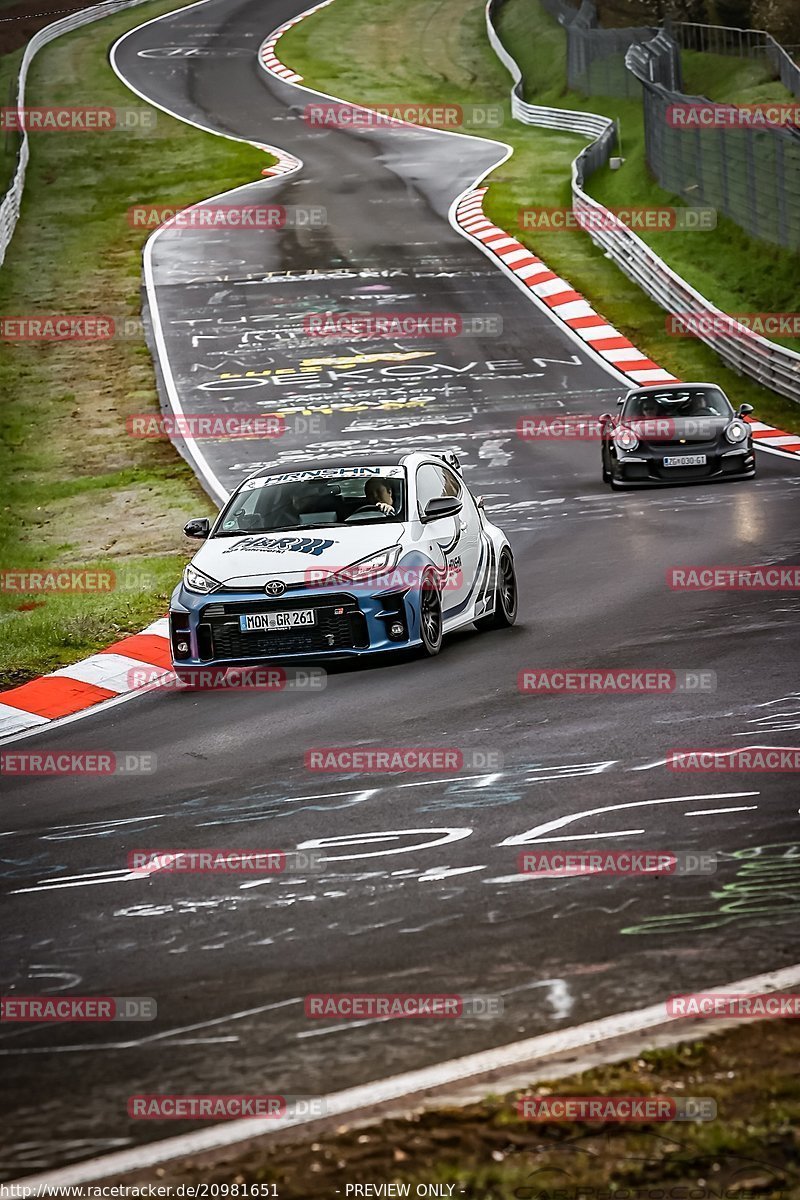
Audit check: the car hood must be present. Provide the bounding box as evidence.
[191,525,403,589]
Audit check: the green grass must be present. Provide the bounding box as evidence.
[0,0,275,688]
[277,0,800,436]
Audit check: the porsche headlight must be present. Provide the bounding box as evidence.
[614,425,639,452]
[183,564,221,594]
[725,420,747,443]
[331,545,401,584]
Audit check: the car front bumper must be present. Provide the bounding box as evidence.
[611,444,755,487]
[169,580,426,667]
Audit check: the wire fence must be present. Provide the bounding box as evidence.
[533,0,800,251]
[674,22,800,97]
[485,0,800,404]
[627,40,800,251]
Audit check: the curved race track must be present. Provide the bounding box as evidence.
[2,0,799,1178]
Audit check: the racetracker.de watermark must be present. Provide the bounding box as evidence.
[304,747,502,772]
[0,316,115,340]
[129,666,327,692]
[667,992,800,1018]
[518,206,716,232]
[302,566,463,591]
[0,107,155,132]
[127,849,324,874]
[518,669,716,693]
[515,1095,717,1121]
[303,102,503,128]
[517,416,723,441]
[0,751,156,776]
[667,101,800,129]
[127,414,284,439]
[127,1095,325,1119]
[667,748,800,772]
[1,996,156,1021]
[303,312,503,338]
[0,569,114,593]
[518,850,717,876]
[126,204,326,231]
[666,312,800,339]
[668,566,800,590]
[305,993,502,1018]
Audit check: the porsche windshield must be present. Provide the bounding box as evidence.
[214,468,407,535]
[623,387,733,419]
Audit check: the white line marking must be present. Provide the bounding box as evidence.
[497,792,761,846]
[15,963,800,1186]
[683,805,759,816]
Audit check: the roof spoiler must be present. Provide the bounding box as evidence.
[434,450,462,473]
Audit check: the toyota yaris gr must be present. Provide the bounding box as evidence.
[169,452,517,671]
[600,383,755,489]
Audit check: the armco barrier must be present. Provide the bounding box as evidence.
[0,0,151,268]
[485,0,800,405]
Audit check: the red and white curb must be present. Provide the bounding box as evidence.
[258,0,334,84]
[0,618,171,741]
[260,144,302,177]
[456,188,677,387]
[454,189,800,457]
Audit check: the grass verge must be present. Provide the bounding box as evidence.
[115,1019,800,1196]
[278,0,800,435]
[0,0,273,688]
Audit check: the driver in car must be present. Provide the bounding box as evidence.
[364,477,397,516]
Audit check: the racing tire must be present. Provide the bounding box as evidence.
[419,572,443,657]
[475,548,518,631]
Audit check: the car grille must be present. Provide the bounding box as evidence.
[199,595,368,659]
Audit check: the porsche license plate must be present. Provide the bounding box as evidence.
[240,610,316,632]
[663,454,707,467]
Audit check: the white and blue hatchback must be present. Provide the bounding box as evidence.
[170,452,517,671]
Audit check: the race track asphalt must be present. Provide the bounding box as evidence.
[2,0,799,1178]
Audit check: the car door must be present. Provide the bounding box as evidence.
[415,463,481,616]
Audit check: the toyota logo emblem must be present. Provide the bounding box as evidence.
[265,580,286,597]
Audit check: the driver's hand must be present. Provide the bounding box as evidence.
[377,503,394,515]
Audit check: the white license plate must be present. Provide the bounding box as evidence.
[239,610,316,632]
[663,454,707,467]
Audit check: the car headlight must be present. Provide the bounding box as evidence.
[331,545,401,584]
[614,425,639,452]
[183,564,221,594]
[725,420,747,443]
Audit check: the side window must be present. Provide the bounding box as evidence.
[415,464,448,518]
[440,467,462,498]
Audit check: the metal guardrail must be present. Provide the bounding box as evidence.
[485,0,800,404]
[0,0,149,268]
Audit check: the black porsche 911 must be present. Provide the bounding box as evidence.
[599,382,756,490]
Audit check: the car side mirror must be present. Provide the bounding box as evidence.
[737,403,754,416]
[423,496,463,521]
[476,496,485,511]
[616,397,625,405]
[184,517,211,539]
[599,412,613,423]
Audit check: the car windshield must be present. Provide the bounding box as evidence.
[622,387,733,419]
[213,467,407,536]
